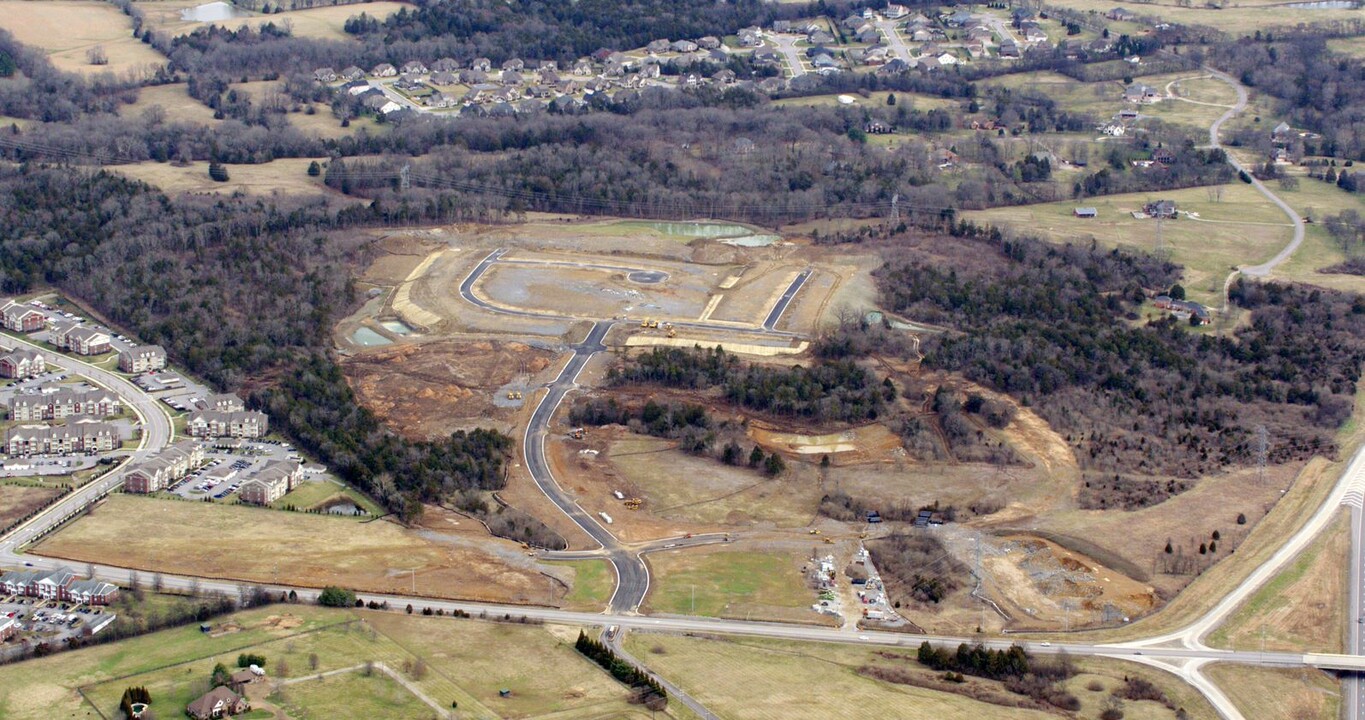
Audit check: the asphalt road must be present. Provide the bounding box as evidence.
[875,20,914,64]
[762,269,811,331]
[1349,505,1364,720]
[769,34,807,78]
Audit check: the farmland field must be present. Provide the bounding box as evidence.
[1204,664,1340,720]
[112,159,339,198]
[0,1,166,76]
[644,546,821,623]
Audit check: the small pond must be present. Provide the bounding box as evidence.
[351,327,391,347]
[719,234,781,247]
[181,1,252,21]
[326,502,365,516]
[1284,1,1358,8]
[628,221,761,239]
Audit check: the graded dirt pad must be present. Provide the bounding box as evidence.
[749,422,904,465]
[981,535,1157,630]
[476,254,718,322]
[342,339,554,438]
[0,1,167,77]
[0,484,60,529]
[111,159,338,198]
[37,495,560,605]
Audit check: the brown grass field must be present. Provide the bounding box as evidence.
[624,633,1215,720]
[0,1,166,77]
[0,483,60,529]
[112,158,340,197]
[1207,509,1349,653]
[1205,664,1340,720]
[36,494,562,605]
[1042,0,1362,35]
[643,545,824,624]
[117,83,220,125]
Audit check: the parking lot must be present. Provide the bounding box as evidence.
[0,596,113,646]
[0,374,139,477]
[166,440,320,502]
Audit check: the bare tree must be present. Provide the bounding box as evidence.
[86,45,108,66]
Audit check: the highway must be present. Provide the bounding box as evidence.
[1350,504,1364,720]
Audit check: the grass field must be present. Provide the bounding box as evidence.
[143,1,410,40]
[0,1,166,77]
[36,494,557,605]
[547,559,615,611]
[623,633,1214,720]
[964,182,1294,305]
[773,91,959,112]
[1043,0,1362,35]
[117,83,220,125]
[271,479,383,515]
[1205,664,1340,720]
[289,105,389,139]
[1207,509,1349,653]
[275,671,432,719]
[644,546,818,623]
[0,603,679,720]
[112,159,337,198]
[609,435,821,527]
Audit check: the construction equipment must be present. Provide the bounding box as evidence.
[640,318,650,328]
[823,537,835,544]
[648,319,659,329]
[513,391,523,400]
[809,529,821,535]
[568,428,585,440]
[624,498,642,510]
[667,327,676,338]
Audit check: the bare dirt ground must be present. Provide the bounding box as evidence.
[981,535,1157,630]
[342,339,555,438]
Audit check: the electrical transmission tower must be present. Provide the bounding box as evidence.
[890,193,900,225]
[400,163,410,192]
[1255,424,1268,484]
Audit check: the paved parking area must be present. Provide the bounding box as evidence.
[0,595,111,645]
[166,440,316,501]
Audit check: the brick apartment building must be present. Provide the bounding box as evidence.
[0,299,46,333]
[122,440,205,493]
[117,345,166,373]
[0,348,45,379]
[238,460,303,505]
[8,387,122,421]
[0,566,119,604]
[48,322,111,356]
[4,421,117,457]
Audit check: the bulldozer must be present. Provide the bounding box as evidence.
[624,498,642,510]
[640,318,650,328]
[648,319,659,329]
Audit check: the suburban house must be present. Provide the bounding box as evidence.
[999,41,1021,58]
[370,63,397,77]
[0,348,45,379]
[8,387,121,421]
[4,421,117,456]
[471,57,492,72]
[1154,295,1212,325]
[1124,84,1161,103]
[1144,199,1177,218]
[238,460,303,505]
[1,300,46,333]
[122,440,205,494]
[1108,6,1136,21]
[312,67,336,82]
[339,65,365,81]
[187,409,268,439]
[48,323,111,355]
[884,3,909,18]
[400,60,428,74]
[186,686,249,720]
[0,566,118,604]
[118,345,166,373]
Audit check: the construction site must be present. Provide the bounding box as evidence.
[331,217,1184,633]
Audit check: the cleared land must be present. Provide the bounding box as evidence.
[36,494,561,605]
[276,671,432,719]
[643,546,821,624]
[964,182,1294,305]
[623,633,1213,720]
[0,1,166,76]
[112,159,337,198]
[547,559,615,611]
[1207,509,1349,653]
[1204,664,1341,720]
[1043,0,1362,35]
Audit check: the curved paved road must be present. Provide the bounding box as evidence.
[1205,68,1305,277]
[0,334,173,556]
